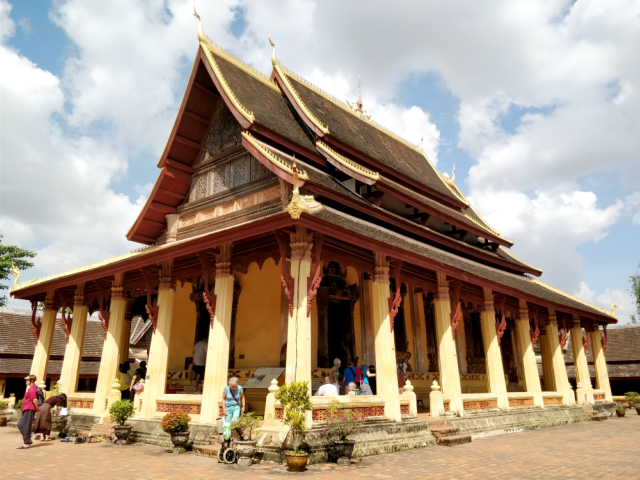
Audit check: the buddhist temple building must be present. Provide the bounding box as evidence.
[9,15,618,454]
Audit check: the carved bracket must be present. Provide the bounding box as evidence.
[197,250,217,328]
[57,289,73,343]
[450,280,462,340]
[29,298,40,345]
[495,294,507,346]
[140,267,159,333]
[529,306,540,346]
[275,230,294,317]
[602,324,608,354]
[95,279,110,340]
[389,260,404,332]
[559,316,570,350]
[306,234,325,317]
[582,326,591,351]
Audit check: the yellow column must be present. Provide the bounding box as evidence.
[371,253,401,421]
[434,272,463,416]
[201,243,235,424]
[545,313,574,405]
[119,297,135,364]
[59,284,89,394]
[93,274,126,414]
[539,331,555,391]
[570,316,594,404]
[514,299,544,407]
[411,291,427,372]
[590,325,612,402]
[30,290,56,383]
[284,228,313,387]
[480,288,509,410]
[140,261,175,418]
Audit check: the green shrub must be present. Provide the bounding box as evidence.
[324,402,365,442]
[233,412,262,441]
[109,400,135,426]
[0,401,7,416]
[274,381,312,453]
[16,399,23,411]
[161,411,191,434]
[624,392,639,404]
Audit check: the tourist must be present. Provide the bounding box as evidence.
[314,376,339,396]
[222,377,244,422]
[192,337,208,388]
[360,364,373,395]
[118,363,131,400]
[367,365,377,395]
[130,360,147,403]
[343,361,357,391]
[330,358,341,392]
[17,375,39,449]
[397,364,406,393]
[34,393,67,441]
[346,382,357,395]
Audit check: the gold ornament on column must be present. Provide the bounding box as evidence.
[286,155,312,220]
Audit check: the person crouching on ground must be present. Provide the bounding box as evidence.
[34,393,67,441]
[17,375,39,449]
[222,377,245,422]
[346,382,357,395]
[314,376,339,396]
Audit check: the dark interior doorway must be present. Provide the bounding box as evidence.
[327,300,356,368]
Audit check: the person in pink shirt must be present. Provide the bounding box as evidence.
[17,375,39,449]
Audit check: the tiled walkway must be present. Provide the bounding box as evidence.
[1,414,639,479]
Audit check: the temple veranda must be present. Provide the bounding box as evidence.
[9,19,618,460]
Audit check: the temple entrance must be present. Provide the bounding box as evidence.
[317,262,360,368]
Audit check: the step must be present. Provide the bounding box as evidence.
[423,417,449,428]
[195,444,221,458]
[590,413,608,422]
[429,426,460,438]
[437,434,472,446]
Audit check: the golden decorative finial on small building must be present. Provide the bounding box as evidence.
[268,33,279,66]
[286,154,310,220]
[10,265,20,291]
[450,164,456,184]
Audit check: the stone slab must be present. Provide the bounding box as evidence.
[429,426,460,438]
[437,434,472,446]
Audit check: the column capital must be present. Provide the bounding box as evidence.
[483,287,494,313]
[373,252,389,284]
[289,225,313,263]
[158,276,176,292]
[436,272,449,301]
[111,285,125,301]
[216,242,234,278]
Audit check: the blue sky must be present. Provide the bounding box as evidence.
[1,0,638,322]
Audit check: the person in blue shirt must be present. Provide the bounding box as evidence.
[343,361,357,390]
[222,377,245,422]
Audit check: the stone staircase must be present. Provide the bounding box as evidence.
[425,417,472,446]
[77,421,118,442]
[583,405,608,422]
[194,436,221,458]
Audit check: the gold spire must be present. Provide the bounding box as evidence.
[451,164,456,184]
[193,1,207,43]
[268,33,279,66]
[286,154,311,220]
[347,75,372,120]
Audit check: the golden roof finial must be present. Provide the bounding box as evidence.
[418,137,424,153]
[451,163,456,184]
[347,75,371,120]
[611,302,617,317]
[286,153,310,220]
[193,1,207,43]
[268,33,279,66]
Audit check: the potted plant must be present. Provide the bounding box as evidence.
[0,401,8,427]
[233,412,263,466]
[109,399,135,444]
[624,392,640,415]
[161,411,191,454]
[324,402,365,465]
[274,381,313,472]
[615,402,626,417]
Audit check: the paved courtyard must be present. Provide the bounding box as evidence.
[1,415,639,479]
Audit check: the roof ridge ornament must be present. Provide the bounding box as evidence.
[193,1,208,44]
[268,33,279,67]
[347,76,372,120]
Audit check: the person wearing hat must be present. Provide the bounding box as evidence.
[17,375,39,449]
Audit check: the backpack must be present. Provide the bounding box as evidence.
[355,367,363,385]
[36,387,45,406]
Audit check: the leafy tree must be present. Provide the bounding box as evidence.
[630,262,640,324]
[0,234,36,307]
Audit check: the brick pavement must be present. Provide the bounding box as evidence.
[1,415,639,479]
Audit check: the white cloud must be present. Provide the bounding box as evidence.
[574,282,635,324]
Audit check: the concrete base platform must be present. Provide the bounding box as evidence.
[592,402,616,417]
[448,405,591,438]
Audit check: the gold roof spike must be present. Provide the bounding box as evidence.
[347,76,372,120]
[193,1,207,44]
[268,32,279,67]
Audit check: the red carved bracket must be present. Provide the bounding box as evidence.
[495,294,507,346]
[57,289,73,343]
[559,316,570,350]
[306,234,325,317]
[197,251,217,328]
[275,230,294,317]
[389,260,404,332]
[582,327,591,351]
[602,325,608,354]
[95,280,110,340]
[29,298,40,345]
[529,306,540,346]
[140,267,159,333]
[450,280,462,340]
